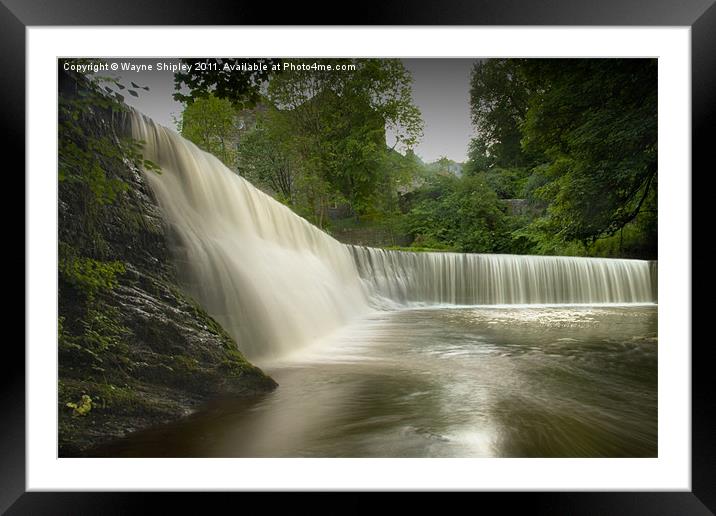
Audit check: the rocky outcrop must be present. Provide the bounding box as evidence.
[59,261,277,456]
[58,72,276,456]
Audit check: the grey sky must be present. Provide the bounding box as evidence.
[114,58,478,163]
[402,59,476,163]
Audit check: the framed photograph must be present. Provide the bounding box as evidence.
[10,0,711,512]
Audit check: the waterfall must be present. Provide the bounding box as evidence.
[130,112,371,359]
[129,111,656,359]
[350,246,656,306]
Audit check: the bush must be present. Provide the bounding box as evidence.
[482,167,530,199]
[404,174,512,253]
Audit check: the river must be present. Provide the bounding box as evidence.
[96,304,657,457]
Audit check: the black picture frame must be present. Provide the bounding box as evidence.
[7,1,711,513]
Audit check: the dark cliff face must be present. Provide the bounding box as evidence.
[57,71,276,457]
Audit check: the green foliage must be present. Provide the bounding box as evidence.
[481,167,530,199]
[88,384,152,414]
[66,395,93,416]
[59,246,125,301]
[173,58,425,229]
[173,58,279,108]
[60,380,156,417]
[404,174,511,253]
[59,60,160,207]
[464,58,657,258]
[225,59,424,226]
[463,137,495,175]
[57,64,149,382]
[59,60,162,263]
[520,59,657,248]
[177,94,241,168]
[58,62,166,374]
[173,57,657,259]
[58,133,128,205]
[59,304,131,375]
[266,58,424,223]
[58,316,78,358]
[236,122,295,203]
[513,204,656,259]
[469,59,531,167]
[424,156,462,178]
[373,148,423,217]
[80,307,130,354]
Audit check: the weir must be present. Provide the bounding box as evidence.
[350,246,656,306]
[129,111,657,358]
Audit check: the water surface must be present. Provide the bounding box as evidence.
[97,305,657,457]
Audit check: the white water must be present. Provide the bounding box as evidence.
[129,112,657,359]
[130,112,371,358]
[350,246,656,306]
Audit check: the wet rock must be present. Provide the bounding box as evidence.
[58,102,277,457]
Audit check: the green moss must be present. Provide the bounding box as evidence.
[59,243,126,301]
[171,354,200,372]
[59,301,132,383]
[61,379,159,416]
[81,307,130,351]
[172,285,232,343]
[219,347,264,380]
[66,394,93,416]
[91,384,149,414]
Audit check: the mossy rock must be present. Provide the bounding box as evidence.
[58,74,277,456]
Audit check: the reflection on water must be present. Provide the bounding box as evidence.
[95,306,657,457]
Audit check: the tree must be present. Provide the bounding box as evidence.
[236,123,295,204]
[404,174,510,252]
[173,58,279,108]
[463,137,495,175]
[435,156,452,176]
[176,95,241,169]
[469,59,531,168]
[173,58,424,228]
[263,58,424,225]
[465,58,657,258]
[520,59,657,248]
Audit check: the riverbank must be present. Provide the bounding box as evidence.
[58,268,278,456]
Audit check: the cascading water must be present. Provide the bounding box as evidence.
[129,111,657,359]
[130,111,371,359]
[350,246,656,306]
